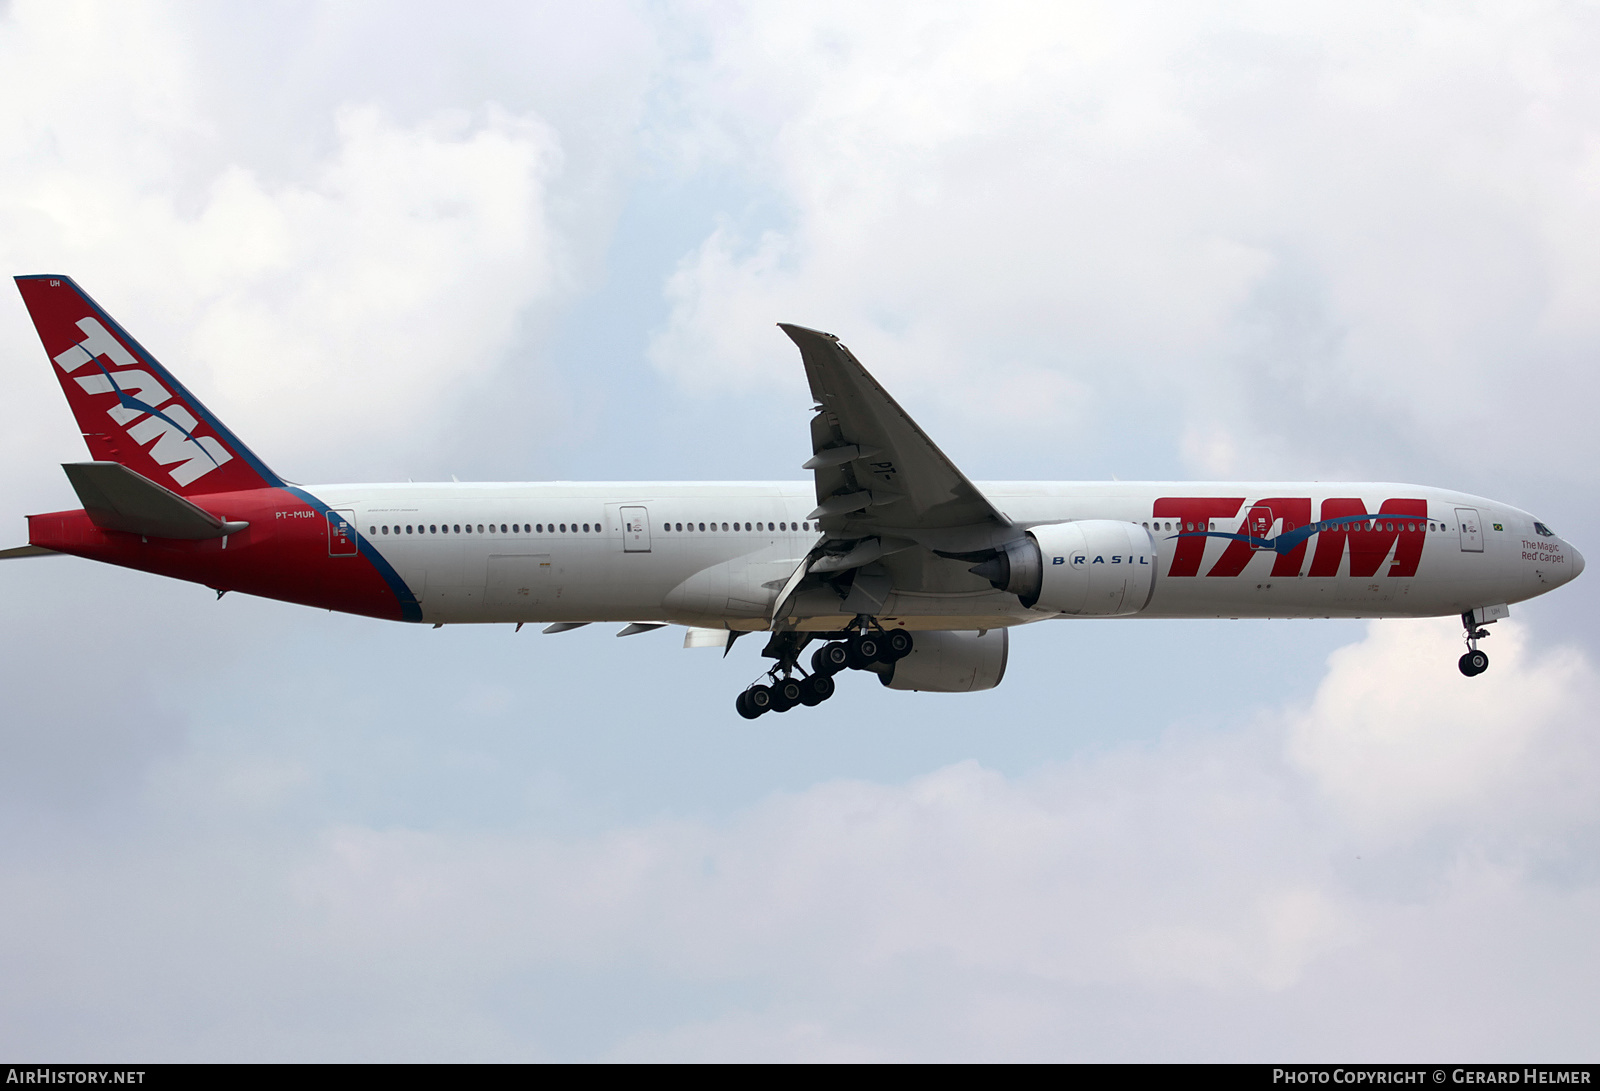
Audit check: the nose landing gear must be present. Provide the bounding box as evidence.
[734,618,914,718]
[1459,610,1492,677]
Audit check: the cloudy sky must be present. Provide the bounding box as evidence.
[1,0,1597,1061]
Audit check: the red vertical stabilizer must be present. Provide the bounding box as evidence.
[15,275,283,496]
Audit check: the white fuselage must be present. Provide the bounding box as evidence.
[325,480,1583,630]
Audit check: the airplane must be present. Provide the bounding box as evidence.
[3,274,1586,718]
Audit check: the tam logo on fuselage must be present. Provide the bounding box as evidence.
[51,316,233,487]
[1153,497,1429,579]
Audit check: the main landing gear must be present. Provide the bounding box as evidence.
[735,617,915,719]
[1459,610,1491,677]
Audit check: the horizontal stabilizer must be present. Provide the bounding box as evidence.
[62,462,249,540]
[0,545,60,559]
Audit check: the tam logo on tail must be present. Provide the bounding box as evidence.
[52,316,234,487]
[15,275,283,496]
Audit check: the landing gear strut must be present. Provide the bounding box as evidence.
[734,617,914,718]
[1459,610,1491,677]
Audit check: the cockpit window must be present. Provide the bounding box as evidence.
[1534,521,1556,537]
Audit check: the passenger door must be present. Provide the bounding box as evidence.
[1456,507,1483,553]
[620,505,651,552]
[1243,504,1274,549]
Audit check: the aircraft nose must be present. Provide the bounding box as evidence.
[1570,542,1585,581]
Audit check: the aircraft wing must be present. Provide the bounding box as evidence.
[774,325,1019,622]
[780,324,1010,541]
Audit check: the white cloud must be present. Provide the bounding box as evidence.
[0,1,569,479]
[3,616,1593,1059]
[648,1,1600,481]
[1287,619,1600,842]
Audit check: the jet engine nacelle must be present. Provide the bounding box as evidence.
[973,520,1156,616]
[875,629,1009,692]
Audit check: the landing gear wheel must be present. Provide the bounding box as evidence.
[847,633,882,670]
[1459,650,1489,677]
[770,677,804,712]
[743,684,774,716]
[883,628,913,661]
[799,672,836,706]
[812,642,850,675]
